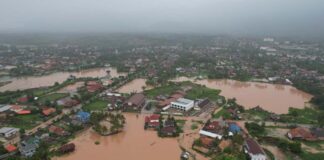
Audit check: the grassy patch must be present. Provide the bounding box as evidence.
[299,152,324,160]
[9,114,43,129]
[83,99,108,111]
[38,93,69,103]
[176,119,186,133]
[144,83,181,98]
[280,107,318,124]
[213,107,230,119]
[302,141,324,150]
[263,148,275,160]
[185,85,220,101]
[246,109,270,120]
[191,123,198,130]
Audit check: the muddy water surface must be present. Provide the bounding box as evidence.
[172,77,312,114]
[0,68,125,92]
[117,78,151,93]
[55,113,181,160]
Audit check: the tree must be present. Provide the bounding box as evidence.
[232,134,244,145]
[318,111,324,127]
[289,142,301,154]
[19,128,25,135]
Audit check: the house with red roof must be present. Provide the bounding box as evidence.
[48,125,69,136]
[5,144,17,152]
[17,110,31,115]
[144,114,160,129]
[17,96,29,103]
[86,81,103,93]
[42,107,56,116]
[287,127,316,141]
[199,119,226,140]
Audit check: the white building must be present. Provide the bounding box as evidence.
[170,98,194,111]
[199,130,222,139]
[0,127,19,138]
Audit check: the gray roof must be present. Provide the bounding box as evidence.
[0,105,11,112]
[0,127,19,134]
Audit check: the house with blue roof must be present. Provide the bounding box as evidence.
[228,123,241,135]
[76,111,90,123]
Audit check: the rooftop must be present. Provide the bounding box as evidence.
[245,138,265,155]
[173,98,193,105]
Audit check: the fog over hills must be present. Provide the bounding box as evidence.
[0,0,324,38]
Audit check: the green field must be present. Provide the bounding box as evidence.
[144,83,181,98]
[9,114,43,129]
[185,85,221,101]
[280,107,318,124]
[144,81,221,102]
[83,99,108,111]
[38,93,69,103]
[213,107,233,119]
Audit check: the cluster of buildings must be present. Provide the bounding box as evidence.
[144,114,178,137]
[0,109,90,158]
[196,119,267,160]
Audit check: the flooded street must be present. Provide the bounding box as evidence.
[0,67,125,92]
[172,77,312,114]
[55,113,182,160]
[117,78,150,93]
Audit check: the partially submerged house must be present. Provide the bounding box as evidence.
[199,120,226,140]
[145,114,160,129]
[123,93,145,111]
[243,138,267,160]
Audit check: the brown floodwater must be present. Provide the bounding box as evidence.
[172,77,312,114]
[0,68,125,92]
[117,78,150,93]
[57,82,85,93]
[54,113,182,160]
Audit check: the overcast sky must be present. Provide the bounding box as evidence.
[1,0,324,37]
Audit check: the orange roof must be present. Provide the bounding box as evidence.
[17,110,31,115]
[289,127,315,140]
[5,144,17,152]
[42,108,56,116]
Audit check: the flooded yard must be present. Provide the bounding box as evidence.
[54,113,182,160]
